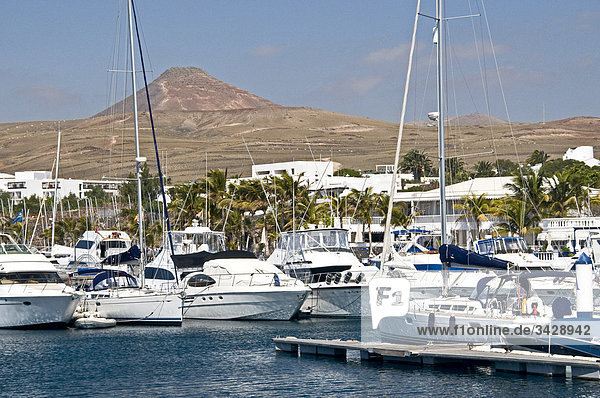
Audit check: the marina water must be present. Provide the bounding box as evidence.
[1,320,598,397]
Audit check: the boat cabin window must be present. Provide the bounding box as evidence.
[416,235,441,251]
[105,240,127,249]
[476,240,493,255]
[187,274,216,288]
[504,238,522,253]
[145,267,175,281]
[0,272,63,284]
[76,240,95,250]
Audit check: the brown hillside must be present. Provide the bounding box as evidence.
[95,67,278,117]
[1,111,598,184]
[1,67,598,184]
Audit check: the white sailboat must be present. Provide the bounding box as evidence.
[268,227,379,317]
[371,0,600,355]
[79,0,182,325]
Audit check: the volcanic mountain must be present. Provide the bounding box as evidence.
[95,67,278,116]
[0,65,598,183]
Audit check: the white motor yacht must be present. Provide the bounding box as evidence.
[57,230,137,272]
[0,234,83,328]
[268,228,380,318]
[144,221,224,292]
[181,258,309,320]
[146,223,309,320]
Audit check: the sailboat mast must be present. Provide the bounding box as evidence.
[436,0,447,245]
[128,0,146,284]
[381,0,421,266]
[50,125,61,249]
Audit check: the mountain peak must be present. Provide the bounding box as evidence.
[95,66,278,117]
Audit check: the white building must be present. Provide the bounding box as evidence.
[563,146,600,167]
[251,161,333,188]
[0,171,124,202]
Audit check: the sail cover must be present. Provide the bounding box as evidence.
[439,244,510,270]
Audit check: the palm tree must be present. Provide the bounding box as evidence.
[347,187,380,255]
[377,197,415,230]
[401,150,432,181]
[504,172,547,219]
[57,217,80,246]
[500,173,547,240]
[526,150,550,166]
[167,181,205,228]
[206,169,229,231]
[494,198,540,237]
[545,170,583,217]
[445,157,466,183]
[473,161,495,178]
[495,159,519,176]
[454,193,492,240]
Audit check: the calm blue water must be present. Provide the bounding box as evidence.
[0,319,598,397]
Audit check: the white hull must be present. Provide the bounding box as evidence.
[182,286,309,320]
[86,289,182,325]
[0,288,81,329]
[377,311,541,346]
[302,283,367,318]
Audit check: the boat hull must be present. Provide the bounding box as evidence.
[182,286,309,320]
[302,283,367,318]
[0,289,82,329]
[87,290,182,325]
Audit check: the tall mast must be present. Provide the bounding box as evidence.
[436,0,447,245]
[436,0,449,296]
[50,124,61,249]
[380,0,421,267]
[128,0,146,285]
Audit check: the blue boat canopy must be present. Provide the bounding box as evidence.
[90,270,138,291]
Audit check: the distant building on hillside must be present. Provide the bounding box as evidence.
[252,161,334,188]
[0,171,124,203]
[563,146,600,167]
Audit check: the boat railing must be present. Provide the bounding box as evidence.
[534,251,556,261]
[292,270,371,286]
[206,273,304,288]
[3,280,56,294]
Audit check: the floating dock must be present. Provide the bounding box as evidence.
[273,337,600,380]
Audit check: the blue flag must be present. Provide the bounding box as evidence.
[10,211,22,224]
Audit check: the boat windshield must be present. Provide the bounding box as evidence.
[476,237,530,255]
[172,232,225,253]
[415,235,441,251]
[0,272,63,284]
[0,243,32,255]
[279,229,351,253]
[75,240,95,249]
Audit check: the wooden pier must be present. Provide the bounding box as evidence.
[273,337,600,380]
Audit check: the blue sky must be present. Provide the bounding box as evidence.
[0,1,598,124]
